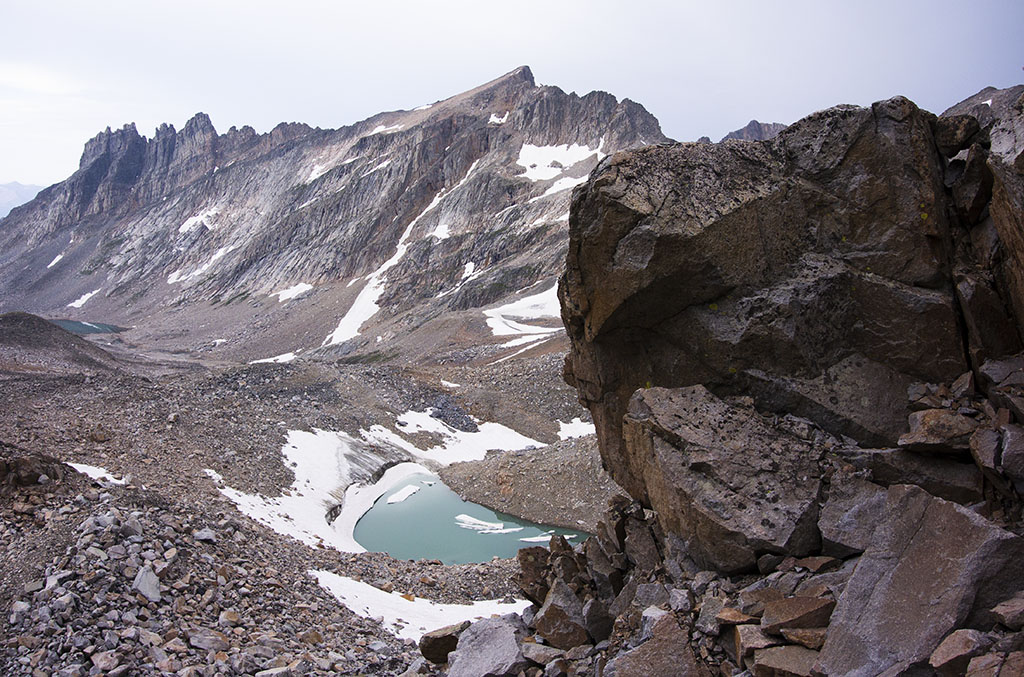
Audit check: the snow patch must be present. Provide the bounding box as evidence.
[364,408,542,466]
[67,288,101,308]
[489,111,509,125]
[205,428,429,551]
[313,570,529,641]
[530,175,589,202]
[982,98,993,106]
[68,463,126,486]
[369,124,403,135]
[167,245,236,284]
[273,282,313,302]
[430,222,451,240]
[361,159,392,177]
[386,484,421,504]
[47,253,64,269]
[178,206,221,234]
[517,142,604,181]
[483,283,562,337]
[249,351,299,364]
[440,380,460,388]
[558,417,596,440]
[413,103,433,111]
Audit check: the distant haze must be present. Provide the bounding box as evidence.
[0,182,42,218]
[1,0,1022,186]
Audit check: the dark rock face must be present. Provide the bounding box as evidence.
[562,96,970,502]
[621,386,825,573]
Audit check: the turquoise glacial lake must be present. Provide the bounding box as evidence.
[354,473,585,564]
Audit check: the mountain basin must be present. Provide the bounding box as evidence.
[50,319,126,335]
[354,473,586,564]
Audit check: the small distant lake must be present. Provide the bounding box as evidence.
[354,473,586,564]
[50,319,126,335]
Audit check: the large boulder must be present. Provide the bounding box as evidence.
[446,617,530,677]
[815,484,1024,676]
[561,96,968,504]
[621,386,826,573]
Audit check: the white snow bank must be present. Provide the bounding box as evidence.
[489,111,509,124]
[312,570,529,640]
[430,222,450,240]
[483,283,562,337]
[369,124,403,135]
[530,175,589,201]
[413,103,433,111]
[68,288,101,308]
[361,159,392,177]
[557,417,596,440]
[249,351,298,364]
[386,483,421,504]
[167,245,235,284]
[68,462,126,485]
[273,283,313,302]
[363,408,543,466]
[178,206,221,234]
[982,98,993,106]
[205,425,430,552]
[47,253,64,269]
[517,142,603,182]
[440,380,460,389]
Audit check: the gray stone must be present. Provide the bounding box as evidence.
[695,594,727,636]
[447,617,530,677]
[897,408,979,452]
[581,597,613,643]
[521,641,563,666]
[817,473,886,557]
[131,564,161,603]
[815,485,1024,677]
[639,606,669,642]
[188,627,231,652]
[837,446,983,504]
[193,527,217,542]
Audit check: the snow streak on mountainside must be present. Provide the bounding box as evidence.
[0,67,667,362]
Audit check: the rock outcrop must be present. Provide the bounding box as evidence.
[545,85,1024,675]
[720,119,787,142]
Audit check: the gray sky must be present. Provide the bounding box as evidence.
[2,0,1022,186]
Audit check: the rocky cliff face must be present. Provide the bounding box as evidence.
[546,86,1024,675]
[0,67,666,362]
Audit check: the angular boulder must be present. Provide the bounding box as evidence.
[621,386,825,572]
[532,578,588,650]
[447,617,530,677]
[562,96,968,504]
[817,472,886,557]
[815,485,1024,676]
[603,613,709,677]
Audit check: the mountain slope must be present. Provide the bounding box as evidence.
[0,67,667,363]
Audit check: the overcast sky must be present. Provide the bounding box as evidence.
[1,0,1022,186]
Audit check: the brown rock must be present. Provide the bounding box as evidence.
[897,408,979,452]
[752,645,819,677]
[930,629,993,677]
[732,624,784,662]
[533,578,588,650]
[521,641,563,666]
[603,614,710,677]
[956,272,1022,363]
[1001,425,1024,493]
[760,597,835,635]
[792,556,841,573]
[966,652,1006,676]
[419,620,470,664]
[739,587,784,617]
[952,144,994,225]
[991,593,1024,630]
[815,485,1024,677]
[515,546,550,606]
[716,607,758,626]
[990,151,1024,340]
[780,627,827,651]
[188,628,230,652]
